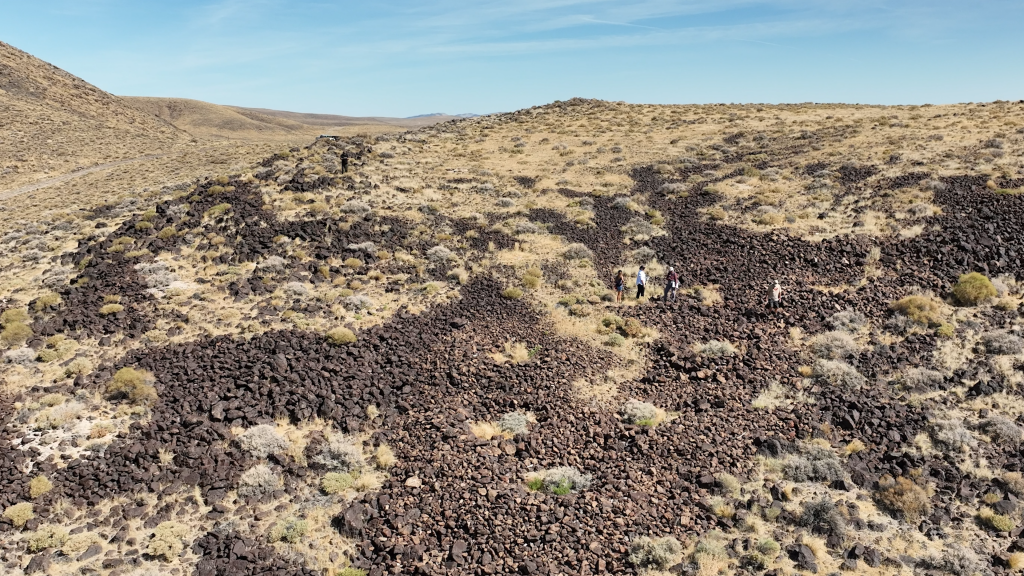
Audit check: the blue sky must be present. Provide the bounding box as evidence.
[3,1,1023,117]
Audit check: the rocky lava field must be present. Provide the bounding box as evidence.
[3,98,1024,576]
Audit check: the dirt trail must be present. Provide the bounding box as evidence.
[0,153,172,201]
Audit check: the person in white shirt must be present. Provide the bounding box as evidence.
[636,266,647,299]
[769,280,783,311]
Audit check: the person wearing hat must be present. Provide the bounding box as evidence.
[768,280,783,311]
[664,266,679,303]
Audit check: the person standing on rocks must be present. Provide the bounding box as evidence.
[614,270,626,303]
[341,151,350,174]
[664,267,679,303]
[768,280,783,312]
[635,265,647,299]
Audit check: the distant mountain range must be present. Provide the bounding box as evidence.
[406,113,481,119]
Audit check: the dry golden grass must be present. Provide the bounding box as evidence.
[469,421,511,441]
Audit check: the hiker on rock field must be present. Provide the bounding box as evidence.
[341,151,350,174]
[768,280,783,312]
[635,265,647,299]
[665,266,679,303]
[614,270,626,303]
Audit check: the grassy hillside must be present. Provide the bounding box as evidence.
[0,41,187,191]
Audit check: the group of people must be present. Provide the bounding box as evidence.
[612,267,785,310]
[614,265,676,303]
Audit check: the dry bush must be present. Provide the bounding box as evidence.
[699,340,737,357]
[326,327,357,345]
[621,217,663,240]
[993,274,1021,297]
[621,399,663,426]
[312,436,365,472]
[257,255,288,274]
[470,421,506,441]
[515,221,540,235]
[1,321,32,348]
[1003,472,1024,497]
[629,536,683,570]
[660,182,689,195]
[522,268,542,289]
[918,543,987,576]
[706,207,726,221]
[338,199,371,215]
[347,241,376,254]
[526,467,593,494]
[978,331,1024,355]
[709,497,734,519]
[237,424,291,459]
[147,521,190,561]
[715,473,741,497]
[3,502,33,527]
[0,308,29,325]
[343,295,373,310]
[106,367,158,406]
[890,295,942,327]
[810,330,859,359]
[426,245,454,263]
[39,393,65,407]
[812,359,865,388]
[321,472,354,494]
[751,381,797,410]
[844,439,866,455]
[604,334,625,347]
[270,517,308,543]
[135,261,179,289]
[953,272,997,306]
[33,292,62,312]
[27,524,69,552]
[237,464,282,498]
[447,267,469,284]
[828,309,866,332]
[374,444,396,469]
[874,476,931,522]
[563,243,593,260]
[981,416,1023,445]
[29,475,53,499]
[691,535,730,576]
[64,357,93,378]
[799,498,846,538]
[502,287,524,300]
[99,303,124,315]
[929,418,976,452]
[33,400,84,430]
[205,203,231,218]
[61,533,100,557]
[901,367,945,390]
[611,196,633,209]
[782,444,845,483]
[4,347,36,365]
[491,341,531,364]
[284,281,310,296]
[497,412,531,436]
[629,247,657,264]
[979,506,1016,532]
